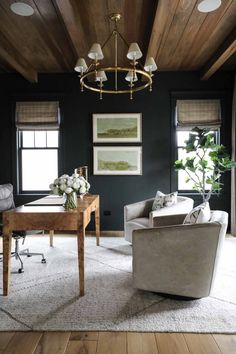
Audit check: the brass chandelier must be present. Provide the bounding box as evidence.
[74,13,157,100]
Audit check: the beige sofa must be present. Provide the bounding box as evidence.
[132,210,228,298]
[124,196,194,243]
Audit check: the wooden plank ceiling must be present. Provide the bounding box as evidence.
[0,0,235,82]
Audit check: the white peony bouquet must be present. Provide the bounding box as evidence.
[49,173,90,196]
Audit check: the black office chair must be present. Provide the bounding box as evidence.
[0,183,46,273]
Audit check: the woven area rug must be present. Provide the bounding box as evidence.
[0,236,236,333]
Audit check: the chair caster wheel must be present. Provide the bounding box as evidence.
[41,258,46,264]
[18,268,24,273]
[27,254,32,257]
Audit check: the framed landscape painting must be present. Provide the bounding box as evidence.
[93,146,142,175]
[93,113,142,143]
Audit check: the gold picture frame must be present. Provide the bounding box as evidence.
[93,146,142,175]
[93,113,142,143]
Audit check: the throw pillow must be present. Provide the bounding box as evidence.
[183,202,211,224]
[152,191,178,211]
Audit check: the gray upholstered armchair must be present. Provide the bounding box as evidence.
[124,196,194,243]
[132,210,228,298]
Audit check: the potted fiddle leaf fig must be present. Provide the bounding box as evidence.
[174,127,236,203]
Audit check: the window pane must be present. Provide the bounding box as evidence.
[47,131,59,147]
[177,148,195,190]
[177,130,217,147]
[35,131,46,147]
[178,170,195,190]
[22,131,34,147]
[177,131,190,146]
[22,149,58,191]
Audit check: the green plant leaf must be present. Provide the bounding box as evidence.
[173,127,236,201]
[174,160,185,170]
[199,159,208,169]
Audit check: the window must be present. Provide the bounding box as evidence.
[176,130,219,191]
[16,101,60,193]
[174,99,221,192]
[18,130,59,192]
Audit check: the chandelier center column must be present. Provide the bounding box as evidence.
[114,30,118,91]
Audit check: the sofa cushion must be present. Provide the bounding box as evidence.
[152,191,178,211]
[183,202,211,224]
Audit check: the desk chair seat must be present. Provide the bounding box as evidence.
[0,184,46,273]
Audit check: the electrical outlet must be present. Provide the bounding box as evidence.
[103,210,111,216]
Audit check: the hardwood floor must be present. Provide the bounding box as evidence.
[0,332,235,354]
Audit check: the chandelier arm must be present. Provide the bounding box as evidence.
[137,61,145,70]
[101,31,115,49]
[136,61,151,81]
[116,31,130,48]
[86,62,97,72]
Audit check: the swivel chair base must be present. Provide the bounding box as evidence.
[0,236,46,273]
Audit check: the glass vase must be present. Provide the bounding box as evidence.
[63,192,77,210]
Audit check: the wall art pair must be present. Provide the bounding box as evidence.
[93,113,142,175]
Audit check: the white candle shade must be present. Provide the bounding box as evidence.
[74,58,88,73]
[125,71,138,82]
[144,57,157,72]
[96,71,108,82]
[88,43,104,60]
[127,43,143,60]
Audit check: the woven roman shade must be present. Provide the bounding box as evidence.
[176,99,221,129]
[16,101,60,130]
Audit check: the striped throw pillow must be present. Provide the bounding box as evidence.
[183,202,211,224]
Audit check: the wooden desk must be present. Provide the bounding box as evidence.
[2,194,100,296]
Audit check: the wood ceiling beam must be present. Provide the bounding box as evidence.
[50,0,78,60]
[31,0,76,70]
[0,32,38,82]
[145,0,179,65]
[201,27,236,80]
[52,0,88,58]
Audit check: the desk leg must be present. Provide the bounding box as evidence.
[49,230,54,247]
[77,226,85,297]
[3,217,12,296]
[95,205,100,246]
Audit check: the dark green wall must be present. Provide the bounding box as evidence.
[0,71,234,230]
